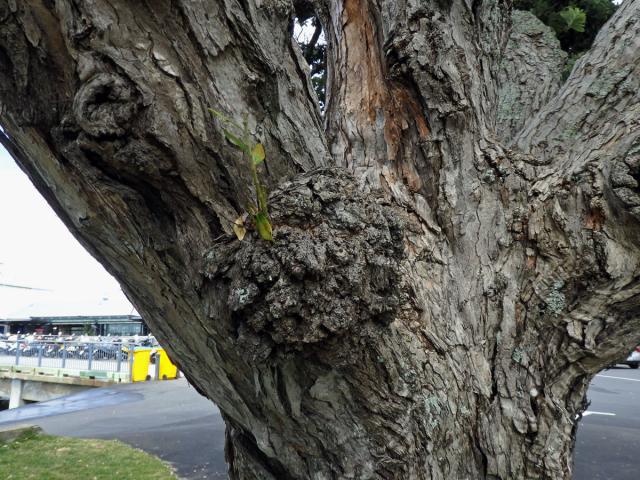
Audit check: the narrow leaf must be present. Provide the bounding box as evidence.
[209,108,227,121]
[232,216,246,241]
[255,212,273,241]
[251,143,266,165]
[223,129,250,153]
[208,108,242,130]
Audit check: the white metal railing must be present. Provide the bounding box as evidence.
[0,337,156,375]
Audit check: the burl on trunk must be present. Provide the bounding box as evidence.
[1,0,639,478]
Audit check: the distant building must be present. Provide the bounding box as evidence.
[0,314,147,336]
[0,295,148,336]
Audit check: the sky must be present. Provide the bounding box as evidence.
[0,143,133,318]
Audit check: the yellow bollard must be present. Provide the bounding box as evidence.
[155,348,178,380]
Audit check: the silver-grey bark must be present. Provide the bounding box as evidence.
[496,10,567,144]
[1,0,639,479]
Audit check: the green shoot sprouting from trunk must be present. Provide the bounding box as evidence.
[209,109,273,241]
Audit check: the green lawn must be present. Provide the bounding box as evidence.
[0,430,177,479]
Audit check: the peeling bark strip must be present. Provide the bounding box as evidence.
[1,0,640,478]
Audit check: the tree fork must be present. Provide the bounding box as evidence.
[1,0,640,478]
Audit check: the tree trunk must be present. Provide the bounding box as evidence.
[1,0,639,478]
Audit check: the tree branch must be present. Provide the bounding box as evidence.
[0,1,328,233]
[0,0,329,451]
[507,0,640,384]
[496,10,567,145]
[515,0,640,172]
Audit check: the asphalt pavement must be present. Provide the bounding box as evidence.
[574,365,640,480]
[1,368,639,479]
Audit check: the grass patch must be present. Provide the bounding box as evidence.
[0,430,177,479]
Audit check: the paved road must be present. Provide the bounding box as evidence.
[0,379,226,479]
[1,368,639,479]
[574,366,640,480]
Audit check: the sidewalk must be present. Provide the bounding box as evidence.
[0,378,227,479]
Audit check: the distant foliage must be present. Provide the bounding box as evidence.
[293,4,327,110]
[514,0,617,53]
[559,6,587,32]
[297,17,327,109]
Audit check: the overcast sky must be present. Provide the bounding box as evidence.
[0,143,132,317]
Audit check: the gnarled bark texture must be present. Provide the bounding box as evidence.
[1,0,639,478]
[496,10,567,144]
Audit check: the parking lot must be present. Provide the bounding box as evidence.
[574,366,640,480]
[0,367,639,479]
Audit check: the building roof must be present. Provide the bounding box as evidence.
[3,293,138,321]
[1,316,142,325]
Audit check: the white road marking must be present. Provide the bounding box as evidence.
[582,411,616,417]
[596,374,640,383]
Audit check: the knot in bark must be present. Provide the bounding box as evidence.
[72,72,139,138]
[204,168,407,356]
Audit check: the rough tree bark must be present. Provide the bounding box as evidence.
[496,10,567,144]
[1,0,639,478]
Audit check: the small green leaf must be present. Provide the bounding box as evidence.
[560,7,586,33]
[251,143,266,165]
[223,129,250,153]
[209,108,226,120]
[209,108,242,130]
[255,212,273,241]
